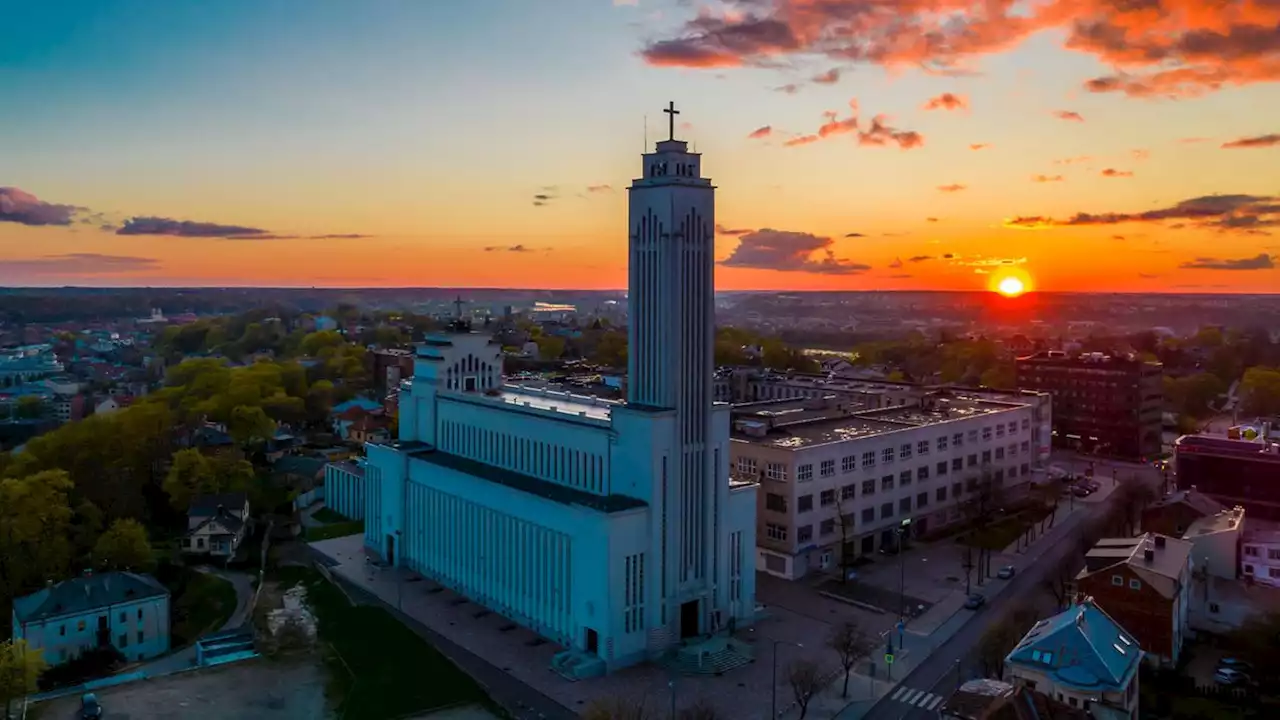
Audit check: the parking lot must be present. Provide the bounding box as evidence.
[37,658,329,719]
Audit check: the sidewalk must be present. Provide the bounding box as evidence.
[822,501,1105,719]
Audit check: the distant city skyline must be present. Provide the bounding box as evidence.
[1,0,1278,292]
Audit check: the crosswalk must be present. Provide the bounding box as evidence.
[888,685,945,711]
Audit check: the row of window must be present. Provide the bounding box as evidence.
[1243,564,1280,579]
[743,435,1033,483]
[764,457,1033,515]
[766,483,969,543]
[1242,546,1280,560]
[54,607,148,637]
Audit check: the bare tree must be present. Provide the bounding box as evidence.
[678,699,722,720]
[787,659,823,720]
[582,695,657,720]
[976,619,1021,679]
[833,490,857,583]
[1041,553,1080,611]
[829,620,874,698]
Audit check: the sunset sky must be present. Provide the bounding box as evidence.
[2,0,1278,292]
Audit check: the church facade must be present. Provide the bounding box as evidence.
[363,108,758,675]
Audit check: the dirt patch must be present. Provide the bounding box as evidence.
[36,657,329,720]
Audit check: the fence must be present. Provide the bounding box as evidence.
[293,487,324,512]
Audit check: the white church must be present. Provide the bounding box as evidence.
[363,104,759,677]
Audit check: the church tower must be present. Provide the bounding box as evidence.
[628,103,721,633]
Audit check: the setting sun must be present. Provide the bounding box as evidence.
[997,276,1026,297]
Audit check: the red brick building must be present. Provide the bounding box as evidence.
[1075,533,1193,665]
[1140,488,1224,538]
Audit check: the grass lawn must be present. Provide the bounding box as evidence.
[959,515,1032,552]
[310,507,351,524]
[304,520,364,542]
[275,566,489,720]
[163,567,239,647]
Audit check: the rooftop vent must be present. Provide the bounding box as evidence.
[1143,548,1155,562]
[1154,535,1166,549]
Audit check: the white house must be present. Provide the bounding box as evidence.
[183,493,250,558]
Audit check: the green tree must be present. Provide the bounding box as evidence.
[163,449,217,510]
[14,396,43,420]
[1240,366,1280,417]
[0,639,46,716]
[301,330,345,357]
[592,330,628,367]
[536,335,566,361]
[1164,372,1226,418]
[93,518,154,572]
[0,471,75,616]
[228,405,276,447]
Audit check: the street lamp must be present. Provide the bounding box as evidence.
[897,518,912,625]
[770,639,803,720]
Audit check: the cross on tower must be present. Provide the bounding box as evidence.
[452,295,466,319]
[663,101,679,141]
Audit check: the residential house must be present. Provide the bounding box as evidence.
[1140,488,1225,538]
[1181,506,1245,580]
[272,455,328,491]
[942,679,1088,720]
[1241,530,1280,588]
[183,493,250,558]
[1005,598,1142,719]
[1074,533,1193,665]
[11,571,171,665]
[346,414,390,444]
[330,397,384,442]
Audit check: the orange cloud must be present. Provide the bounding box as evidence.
[1004,193,1279,234]
[969,143,990,150]
[1221,133,1280,149]
[748,125,773,139]
[782,99,923,149]
[1101,168,1134,177]
[1054,156,1091,164]
[923,92,968,111]
[812,68,841,84]
[1053,110,1085,122]
[1032,174,1064,183]
[938,184,967,192]
[640,1,1280,99]
[586,184,614,193]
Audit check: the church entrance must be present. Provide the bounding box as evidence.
[585,628,599,655]
[679,599,701,639]
[384,534,396,566]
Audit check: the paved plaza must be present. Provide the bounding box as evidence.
[311,535,899,720]
[307,452,1144,720]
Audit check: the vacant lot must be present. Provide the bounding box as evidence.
[37,658,327,720]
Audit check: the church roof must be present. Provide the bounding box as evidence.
[407,446,647,514]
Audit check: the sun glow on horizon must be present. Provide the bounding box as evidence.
[997,275,1026,297]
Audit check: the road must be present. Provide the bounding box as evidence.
[861,466,1163,720]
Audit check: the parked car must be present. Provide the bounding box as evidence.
[997,565,1016,579]
[81,693,103,720]
[1214,668,1250,686]
[1217,658,1253,673]
[964,593,986,609]
[1071,486,1092,497]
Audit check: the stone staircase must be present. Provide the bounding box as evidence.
[663,636,755,676]
[550,650,607,681]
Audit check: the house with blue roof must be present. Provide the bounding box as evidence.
[11,571,171,666]
[1005,598,1142,720]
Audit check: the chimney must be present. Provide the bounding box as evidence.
[1155,535,1166,549]
[1143,548,1155,563]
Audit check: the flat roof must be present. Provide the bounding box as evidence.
[496,385,618,420]
[732,392,1028,449]
[404,446,647,514]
